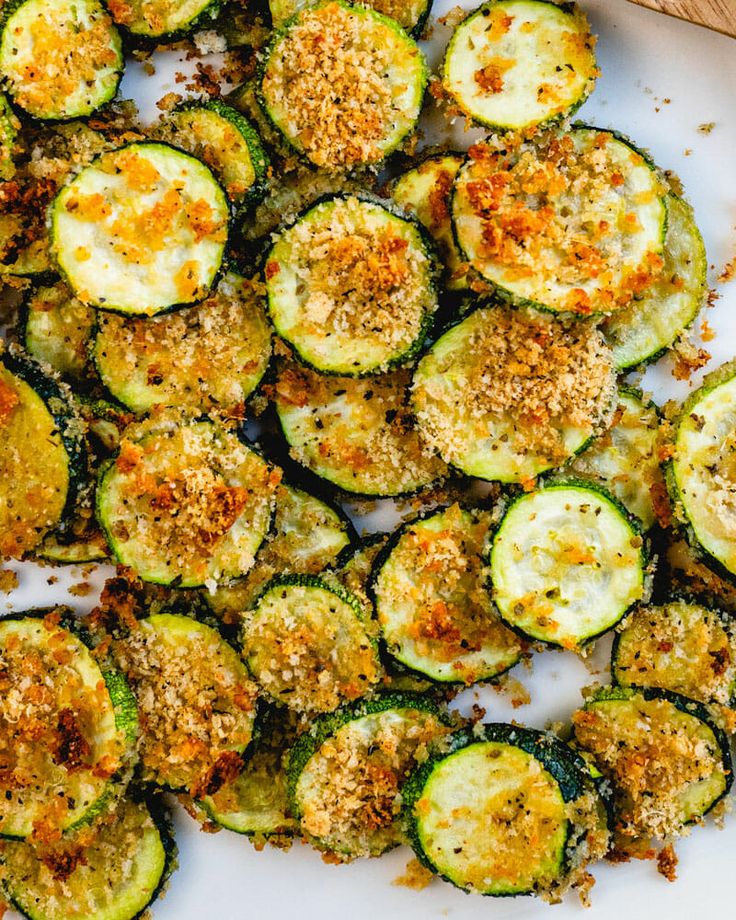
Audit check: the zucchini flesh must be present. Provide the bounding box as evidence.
[573,688,731,839]
[265,196,436,376]
[260,0,427,170]
[0,615,137,839]
[372,504,523,683]
[489,483,645,648]
[403,725,589,896]
[0,92,19,180]
[1,795,172,920]
[289,696,449,859]
[0,0,122,120]
[603,195,708,369]
[411,306,616,482]
[275,361,448,496]
[24,282,96,379]
[96,416,277,587]
[206,483,353,620]
[452,128,667,315]
[392,154,469,291]
[160,101,269,211]
[51,143,229,316]
[93,272,272,414]
[269,0,432,35]
[443,0,597,131]
[106,0,220,38]
[0,351,86,558]
[112,613,258,794]
[612,601,736,706]
[569,389,662,530]
[668,362,736,578]
[242,576,381,713]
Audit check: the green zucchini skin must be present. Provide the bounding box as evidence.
[267,0,433,36]
[488,480,647,649]
[402,723,589,896]
[103,0,222,41]
[0,90,19,179]
[0,348,88,540]
[0,0,123,122]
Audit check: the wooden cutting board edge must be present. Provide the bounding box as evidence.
[625,0,736,38]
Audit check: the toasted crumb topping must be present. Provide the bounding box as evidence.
[413,306,616,470]
[573,695,724,839]
[274,360,448,495]
[297,708,447,857]
[261,2,424,169]
[113,615,257,794]
[107,0,212,36]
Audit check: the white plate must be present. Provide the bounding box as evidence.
[3,0,736,917]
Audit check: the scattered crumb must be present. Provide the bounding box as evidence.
[68,581,92,597]
[0,569,18,593]
[156,92,183,112]
[574,871,596,907]
[719,257,736,284]
[671,339,710,380]
[47,575,58,586]
[683,148,692,156]
[700,318,716,342]
[393,858,434,891]
[656,845,678,883]
[698,122,716,134]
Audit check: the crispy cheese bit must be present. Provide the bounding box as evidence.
[261,1,425,170]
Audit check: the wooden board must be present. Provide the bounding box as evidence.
[626,0,736,37]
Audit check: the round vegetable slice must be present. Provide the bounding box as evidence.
[411,306,616,482]
[572,687,732,839]
[0,793,175,920]
[451,127,667,316]
[371,504,524,683]
[268,0,433,35]
[24,281,96,380]
[242,575,381,713]
[0,0,123,121]
[0,350,87,558]
[288,693,449,858]
[264,195,437,375]
[96,416,277,587]
[259,0,427,170]
[442,0,597,132]
[274,360,449,496]
[51,142,229,316]
[112,613,258,795]
[489,482,646,648]
[93,272,272,413]
[0,614,137,839]
[667,360,736,580]
[612,600,736,706]
[106,0,221,38]
[403,724,597,896]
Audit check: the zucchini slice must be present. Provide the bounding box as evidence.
[265,195,437,376]
[0,792,175,920]
[0,614,138,839]
[451,128,668,316]
[0,0,123,121]
[612,601,736,706]
[199,708,297,837]
[274,360,449,497]
[667,360,736,580]
[105,0,220,38]
[0,350,87,558]
[96,415,277,587]
[206,483,354,620]
[411,305,616,483]
[50,142,229,316]
[489,482,646,649]
[391,154,469,292]
[572,687,732,839]
[371,504,523,684]
[93,272,272,414]
[603,195,708,369]
[0,178,57,279]
[24,282,96,380]
[0,92,19,180]
[36,528,110,564]
[159,101,269,212]
[403,724,596,896]
[288,693,449,859]
[242,575,381,713]
[442,0,597,132]
[568,388,662,530]
[268,0,432,35]
[112,612,258,795]
[259,0,427,170]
